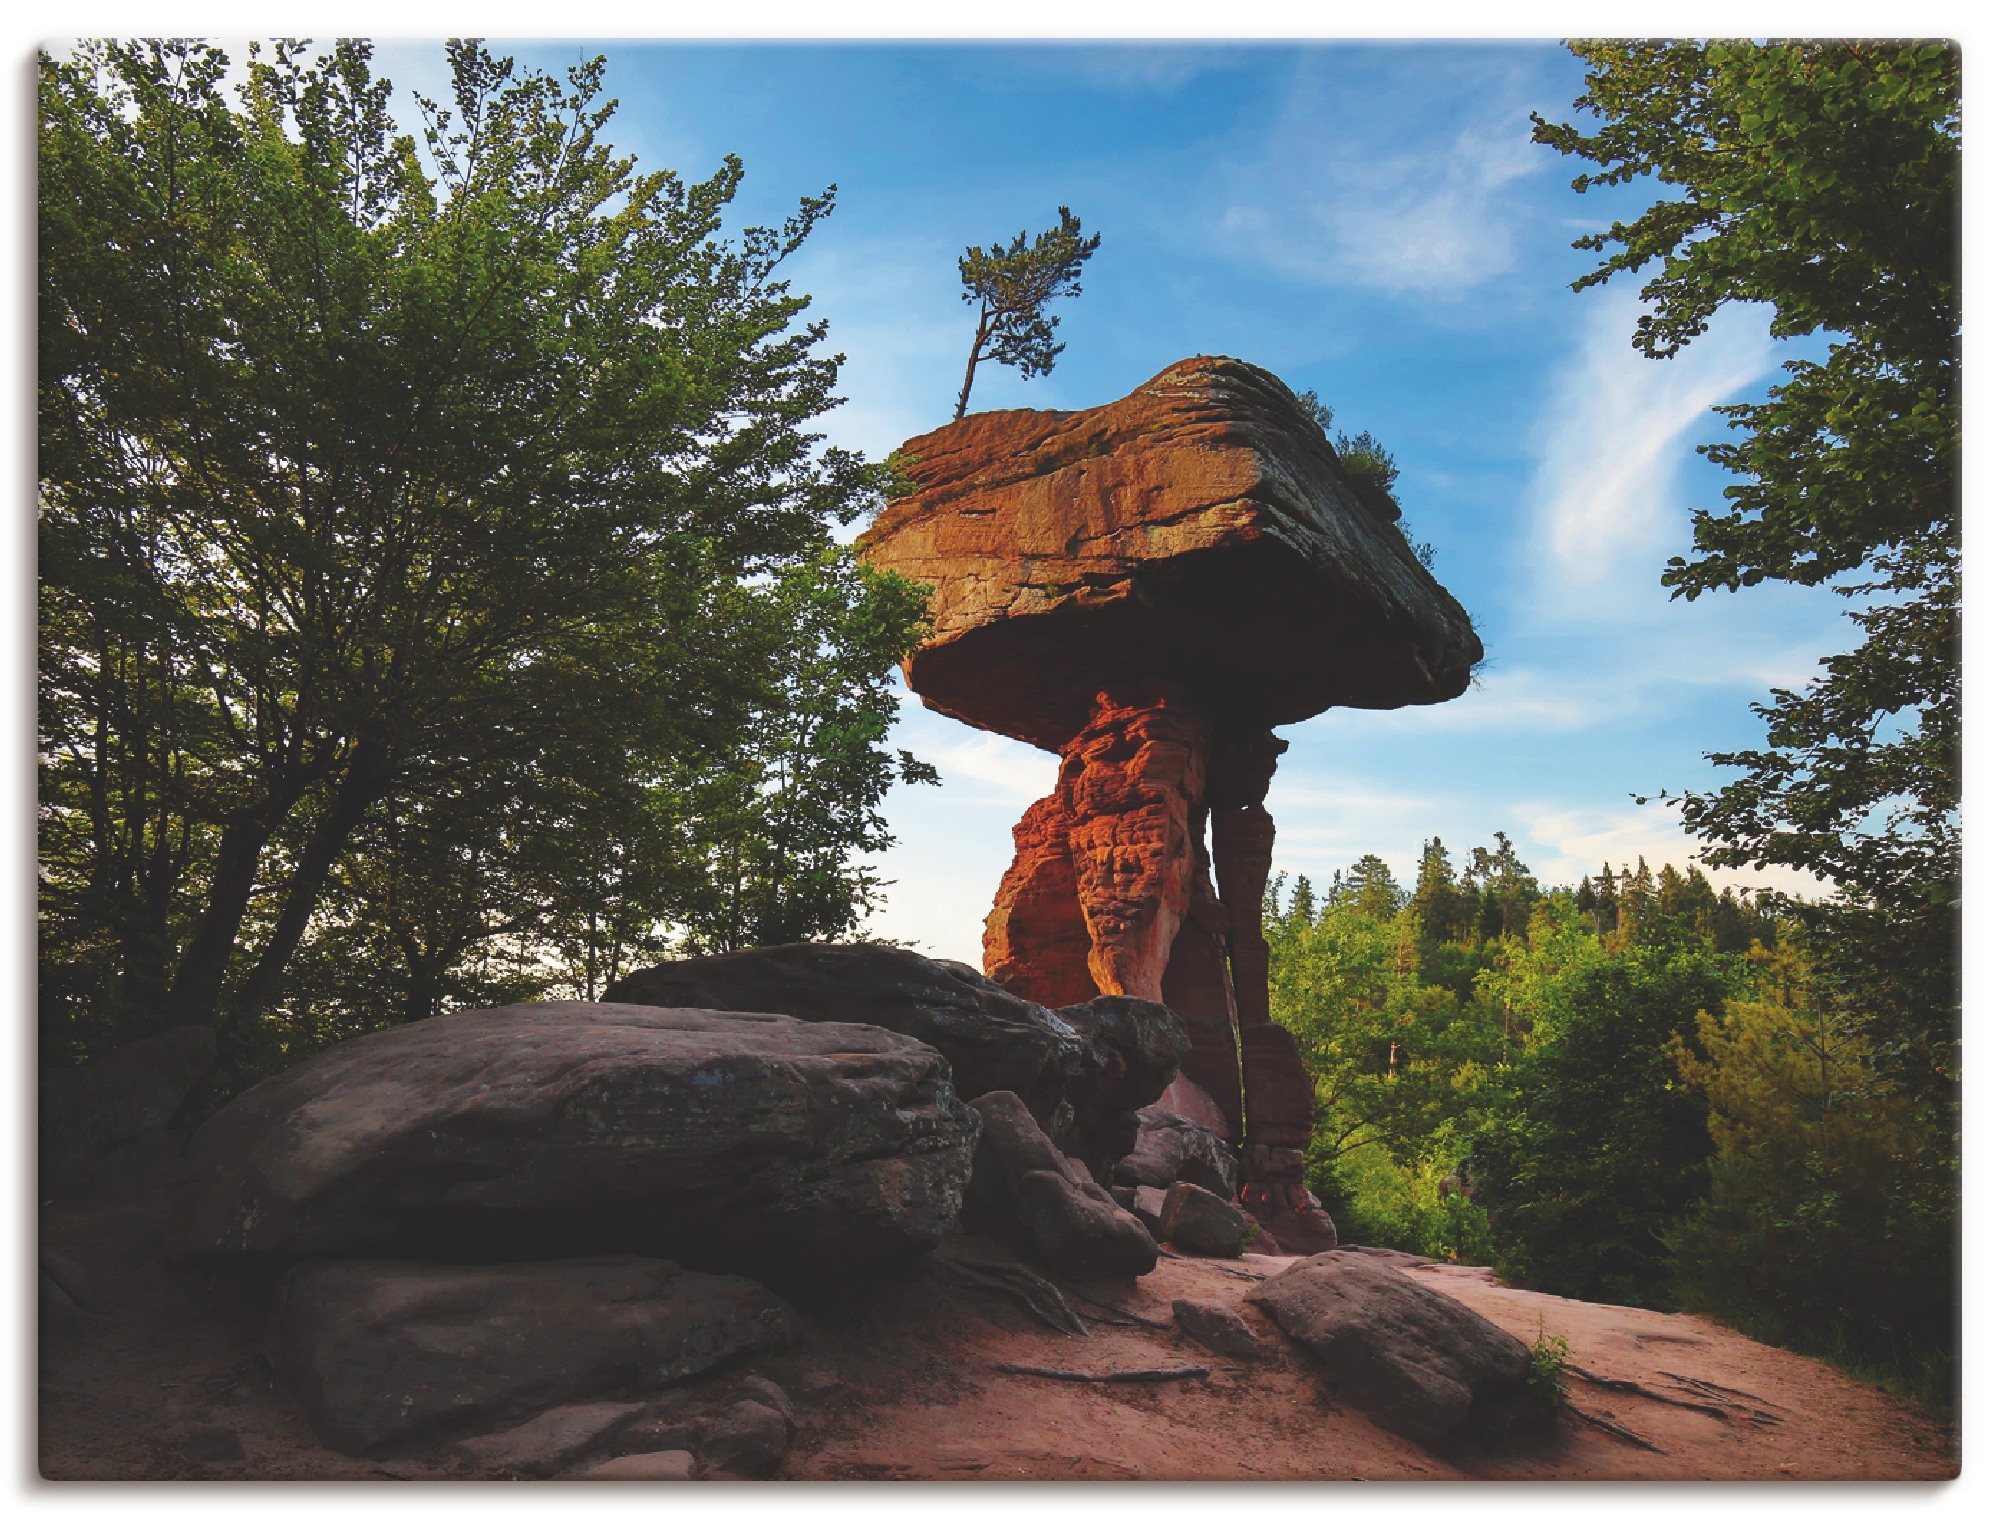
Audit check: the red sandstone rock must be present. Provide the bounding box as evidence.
[860,356,1481,1242]
[859,355,1481,752]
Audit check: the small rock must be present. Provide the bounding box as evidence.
[182,1426,244,1465]
[1161,1181,1256,1257]
[732,1374,797,1432]
[702,1398,790,1477]
[1114,1108,1239,1199]
[569,1450,695,1481]
[456,1401,645,1478]
[1172,1298,1264,1360]
[1128,1185,1169,1241]
[611,1418,702,1457]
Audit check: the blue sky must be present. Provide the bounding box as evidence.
[363,37,1860,963]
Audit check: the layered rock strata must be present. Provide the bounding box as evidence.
[168,1002,979,1278]
[603,943,1185,1178]
[859,355,1483,1250]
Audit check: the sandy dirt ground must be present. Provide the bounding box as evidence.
[38,1155,1958,1483]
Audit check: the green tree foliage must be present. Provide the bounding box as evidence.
[1534,40,1960,1095]
[1472,939,1728,1309]
[1666,938,1957,1393]
[1269,841,1778,1294]
[952,206,1100,420]
[39,39,934,1082]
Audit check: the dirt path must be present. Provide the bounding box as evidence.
[796,1244,1958,1482]
[38,1162,1957,1482]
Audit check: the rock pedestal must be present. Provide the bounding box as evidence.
[859,356,1483,1248]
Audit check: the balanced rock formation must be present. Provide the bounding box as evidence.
[168,1003,978,1279]
[860,356,1482,1248]
[604,943,1184,1177]
[1246,1251,1531,1443]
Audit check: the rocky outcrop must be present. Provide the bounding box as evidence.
[456,1402,646,1477]
[1246,1252,1531,1444]
[168,1002,978,1278]
[270,1256,800,1454]
[603,944,1184,1178]
[603,943,1089,1125]
[964,1090,1158,1279]
[861,355,1479,1242]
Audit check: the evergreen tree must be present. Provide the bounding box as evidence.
[952,206,1100,420]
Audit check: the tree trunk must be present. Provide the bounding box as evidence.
[162,809,285,1032]
[228,746,392,1025]
[954,310,992,421]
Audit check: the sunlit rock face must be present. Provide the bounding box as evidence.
[861,355,1482,1252]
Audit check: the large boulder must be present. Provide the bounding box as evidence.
[168,1002,978,1277]
[40,1024,217,1186]
[1246,1252,1531,1443]
[604,943,1089,1122]
[964,1090,1158,1279]
[269,1256,799,1454]
[604,943,1185,1176]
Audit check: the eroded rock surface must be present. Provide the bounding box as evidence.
[603,943,1089,1125]
[604,944,1183,1177]
[858,355,1482,748]
[169,1002,978,1276]
[270,1256,799,1454]
[1113,1108,1237,1199]
[1246,1251,1531,1443]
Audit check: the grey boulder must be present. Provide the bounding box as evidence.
[606,943,1087,1117]
[1160,1181,1257,1257]
[268,1255,800,1454]
[1246,1251,1531,1443]
[456,1401,646,1477]
[1112,1105,1238,1198]
[701,1398,791,1477]
[169,1002,978,1277]
[570,1450,696,1481]
[605,944,1187,1176]
[1172,1298,1264,1361]
[964,1090,1158,1279]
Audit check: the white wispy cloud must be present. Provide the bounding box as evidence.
[1209,52,1551,296]
[917,731,1057,803]
[1513,801,1829,899]
[1525,290,1778,623]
